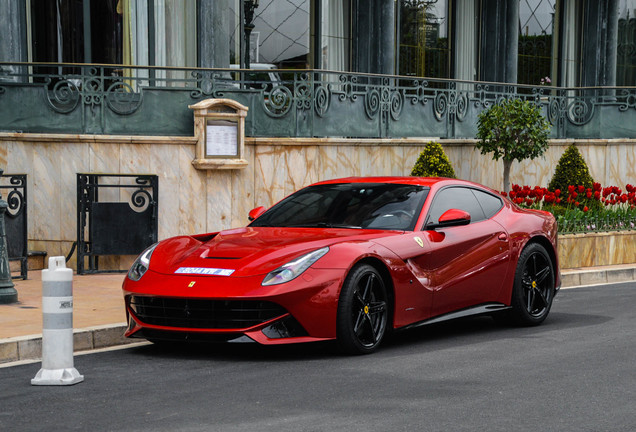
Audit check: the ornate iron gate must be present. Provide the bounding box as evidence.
[77,173,158,274]
[0,173,27,279]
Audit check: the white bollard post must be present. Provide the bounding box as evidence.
[31,256,84,386]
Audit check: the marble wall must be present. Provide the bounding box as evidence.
[1,133,635,270]
[558,232,636,269]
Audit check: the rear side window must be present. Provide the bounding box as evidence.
[471,188,503,218]
[426,187,486,225]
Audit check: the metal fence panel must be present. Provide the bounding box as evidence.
[2,63,636,139]
[76,173,158,274]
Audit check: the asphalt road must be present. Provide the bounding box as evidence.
[1,282,634,432]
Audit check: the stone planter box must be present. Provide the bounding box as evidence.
[558,231,636,269]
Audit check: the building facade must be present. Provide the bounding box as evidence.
[2,0,636,139]
[1,0,635,269]
[4,0,636,85]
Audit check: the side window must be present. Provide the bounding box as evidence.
[471,188,504,219]
[426,187,486,225]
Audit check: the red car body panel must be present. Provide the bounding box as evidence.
[122,176,560,346]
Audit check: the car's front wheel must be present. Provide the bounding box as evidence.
[503,242,555,326]
[336,264,389,354]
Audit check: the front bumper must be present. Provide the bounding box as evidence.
[122,267,344,345]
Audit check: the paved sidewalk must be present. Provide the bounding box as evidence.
[0,270,131,364]
[1,265,635,364]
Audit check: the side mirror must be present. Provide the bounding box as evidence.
[427,209,471,230]
[248,206,267,221]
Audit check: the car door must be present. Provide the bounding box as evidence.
[411,186,511,316]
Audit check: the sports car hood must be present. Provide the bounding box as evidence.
[149,227,400,277]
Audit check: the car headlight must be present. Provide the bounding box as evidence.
[127,243,159,281]
[262,247,329,286]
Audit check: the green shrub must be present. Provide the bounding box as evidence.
[410,141,457,178]
[548,144,595,192]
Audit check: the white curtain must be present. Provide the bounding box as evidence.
[123,0,196,87]
[154,0,197,85]
[322,0,348,71]
[561,0,579,88]
[123,0,149,89]
[454,0,477,89]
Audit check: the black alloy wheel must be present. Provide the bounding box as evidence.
[505,242,555,326]
[336,264,389,354]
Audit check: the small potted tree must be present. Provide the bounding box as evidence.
[476,98,551,193]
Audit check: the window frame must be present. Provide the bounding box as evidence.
[423,185,504,229]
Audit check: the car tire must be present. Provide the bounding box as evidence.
[499,242,556,326]
[336,264,389,354]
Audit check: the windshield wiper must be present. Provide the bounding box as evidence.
[281,223,362,229]
[315,222,362,229]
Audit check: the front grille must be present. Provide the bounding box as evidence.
[128,296,287,329]
[133,329,244,343]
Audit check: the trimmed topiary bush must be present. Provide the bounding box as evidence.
[548,144,595,192]
[410,141,457,178]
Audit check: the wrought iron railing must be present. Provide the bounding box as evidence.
[1,62,636,139]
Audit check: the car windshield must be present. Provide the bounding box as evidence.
[250,183,429,231]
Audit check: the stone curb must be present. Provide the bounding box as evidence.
[0,323,134,364]
[1,266,634,365]
[560,266,636,288]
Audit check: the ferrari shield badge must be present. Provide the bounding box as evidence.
[414,237,424,248]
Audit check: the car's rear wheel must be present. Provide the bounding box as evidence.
[501,243,555,326]
[336,264,388,354]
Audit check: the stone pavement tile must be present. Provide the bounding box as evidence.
[560,272,580,288]
[93,325,131,348]
[606,267,636,284]
[18,338,42,360]
[0,341,18,363]
[73,330,95,351]
[579,270,608,286]
[0,270,127,339]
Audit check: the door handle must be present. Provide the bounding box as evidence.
[498,233,508,241]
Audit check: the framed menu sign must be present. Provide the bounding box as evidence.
[206,120,238,157]
[189,99,249,169]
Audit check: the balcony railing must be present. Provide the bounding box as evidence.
[1,62,636,139]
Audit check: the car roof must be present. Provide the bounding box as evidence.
[311,176,464,188]
[310,177,504,197]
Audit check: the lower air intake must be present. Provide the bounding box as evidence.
[128,296,287,329]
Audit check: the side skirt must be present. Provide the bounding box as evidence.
[398,303,512,332]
